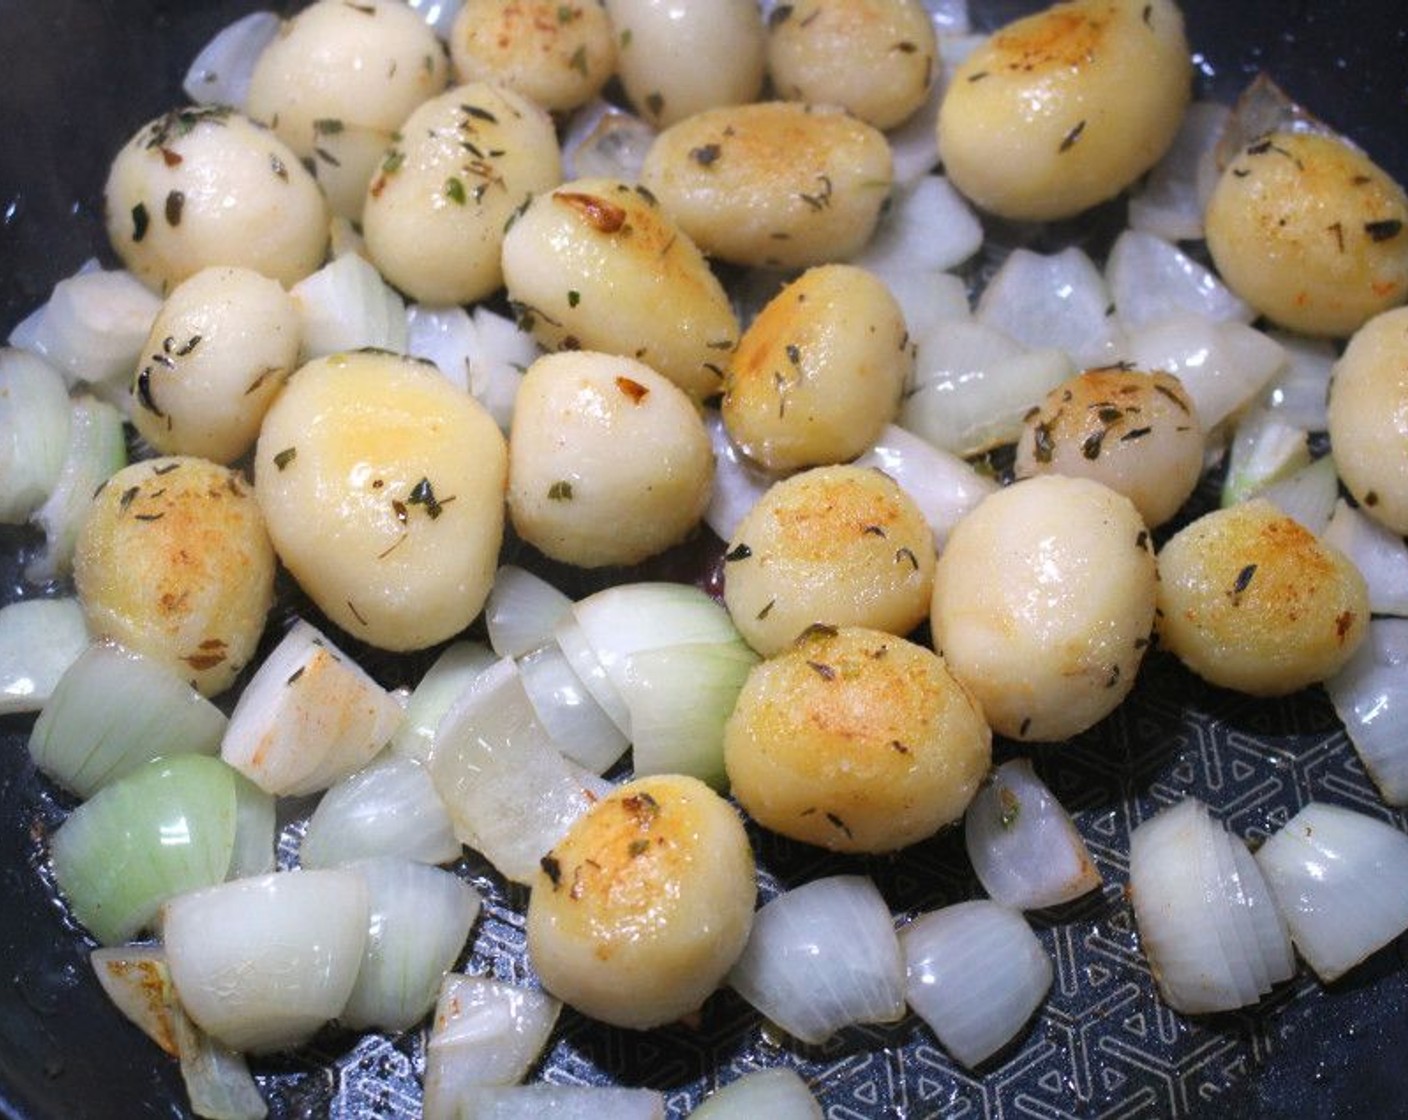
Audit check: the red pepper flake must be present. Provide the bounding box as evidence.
[616,376,650,403]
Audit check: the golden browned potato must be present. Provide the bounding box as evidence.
[937,0,1190,221]
[526,774,756,1029]
[1327,306,1408,534]
[722,465,935,656]
[724,626,990,853]
[1013,366,1205,528]
[722,264,911,472]
[639,101,893,269]
[1205,131,1408,337]
[73,457,277,696]
[1156,498,1369,695]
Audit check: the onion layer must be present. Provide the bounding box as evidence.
[689,1068,822,1119]
[0,598,88,716]
[1325,618,1408,805]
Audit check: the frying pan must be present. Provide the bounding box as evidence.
[2,2,1406,1117]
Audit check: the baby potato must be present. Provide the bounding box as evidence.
[1328,306,1408,533]
[362,82,561,306]
[723,465,935,656]
[937,0,1190,221]
[1013,366,1205,528]
[604,0,765,127]
[1205,130,1408,337]
[527,774,755,1030]
[501,177,739,402]
[254,350,507,652]
[105,107,328,292]
[724,626,990,853]
[245,0,449,219]
[449,0,616,113]
[73,457,276,697]
[930,475,1156,741]
[1157,499,1368,696]
[507,351,714,567]
[639,101,893,270]
[766,0,937,130]
[130,266,300,464]
[722,264,911,471]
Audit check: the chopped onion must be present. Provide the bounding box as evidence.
[91,945,181,1057]
[1261,330,1335,431]
[0,598,88,716]
[388,640,497,764]
[964,759,1102,911]
[561,99,656,182]
[221,620,405,797]
[406,303,477,393]
[162,868,369,1053]
[0,348,71,524]
[553,612,630,736]
[300,753,461,868]
[1214,73,1328,172]
[339,857,482,1032]
[30,640,226,798]
[975,247,1124,369]
[1220,406,1309,507]
[727,875,906,1046]
[1106,230,1253,330]
[486,565,573,659]
[689,1068,822,1119]
[1255,801,1408,982]
[855,424,999,551]
[885,75,944,187]
[453,1085,666,1120]
[182,10,280,109]
[518,642,629,775]
[873,270,972,357]
[849,176,983,276]
[1323,499,1408,617]
[466,307,536,431]
[1126,101,1231,241]
[291,252,407,360]
[51,755,265,944]
[1325,619,1408,806]
[901,901,1052,1068]
[421,973,562,1120]
[429,656,610,883]
[1256,455,1339,536]
[170,1007,268,1120]
[929,0,972,34]
[404,0,464,39]
[703,409,781,544]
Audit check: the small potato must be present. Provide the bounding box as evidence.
[508,351,714,567]
[1013,366,1204,528]
[501,177,739,402]
[1156,499,1368,696]
[527,774,755,1029]
[723,465,935,656]
[604,0,765,127]
[254,351,507,652]
[722,264,911,471]
[639,101,893,270]
[246,0,449,218]
[73,457,276,697]
[131,266,300,463]
[766,0,937,130]
[1327,306,1408,533]
[937,0,1190,221]
[724,626,990,853]
[449,0,616,113]
[362,83,561,306]
[1205,131,1408,337]
[105,107,328,292]
[930,475,1156,741]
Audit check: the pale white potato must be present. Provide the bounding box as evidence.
[501,177,739,402]
[1156,499,1369,696]
[723,465,935,656]
[604,0,765,127]
[362,82,562,306]
[1013,366,1204,528]
[722,264,911,471]
[449,0,616,113]
[930,475,1156,741]
[766,0,937,130]
[131,266,300,463]
[937,0,1190,221]
[527,774,756,1029]
[105,107,329,291]
[639,101,893,270]
[246,0,449,219]
[254,351,507,651]
[508,351,714,567]
[723,626,990,853]
[1328,307,1408,534]
[73,457,276,697]
[1205,131,1408,337]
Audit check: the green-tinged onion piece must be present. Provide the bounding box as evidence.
[0,598,88,716]
[387,640,496,765]
[0,348,71,525]
[689,1068,823,1119]
[29,640,226,798]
